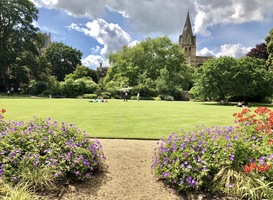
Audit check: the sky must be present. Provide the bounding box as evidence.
[30,0,273,69]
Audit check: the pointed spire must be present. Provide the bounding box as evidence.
[182,10,193,37]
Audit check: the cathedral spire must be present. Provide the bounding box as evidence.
[182,10,193,37]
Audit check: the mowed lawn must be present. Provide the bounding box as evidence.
[0,98,268,139]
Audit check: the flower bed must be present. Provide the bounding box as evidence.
[0,109,107,193]
[152,107,273,199]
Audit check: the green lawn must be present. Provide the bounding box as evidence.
[0,97,270,139]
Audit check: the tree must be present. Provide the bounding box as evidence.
[105,36,193,97]
[44,42,82,81]
[246,43,268,61]
[265,29,273,70]
[0,0,39,91]
[191,56,273,102]
[65,65,98,83]
[233,56,273,101]
[190,56,237,101]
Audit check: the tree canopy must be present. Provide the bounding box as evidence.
[190,56,273,102]
[265,28,273,69]
[0,0,39,91]
[44,42,83,81]
[105,36,193,98]
[246,43,269,61]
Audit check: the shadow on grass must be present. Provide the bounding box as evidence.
[200,102,273,108]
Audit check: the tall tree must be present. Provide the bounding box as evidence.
[190,56,237,102]
[265,29,273,70]
[64,65,98,83]
[233,56,273,100]
[0,0,39,91]
[246,43,268,61]
[105,36,193,96]
[191,56,273,102]
[44,42,82,81]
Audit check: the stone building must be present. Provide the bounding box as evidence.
[179,12,213,67]
[97,63,108,79]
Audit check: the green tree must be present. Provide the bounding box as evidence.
[0,0,39,91]
[190,56,237,102]
[191,56,273,102]
[233,56,273,101]
[105,36,192,97]
[65,65,98,83]
[265,28,273,70]
[44,42,83,81]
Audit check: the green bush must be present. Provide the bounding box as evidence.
[61,78,98,98]
[152,107,273,199]
[83,94,98,99]
[101,92,111,99]
[28,81,48,95]
[0,117,107,190]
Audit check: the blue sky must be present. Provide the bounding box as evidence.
[31,0,273,69]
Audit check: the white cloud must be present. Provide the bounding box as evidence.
[216,43,251,58]
[31,0,273,36]
[197,47,215,57]
[128,40,140,48]
[90,46,101,54]
[81,55,108,69]
[193,0,273,36]
[31,0,272,63]
[68,19,131,57]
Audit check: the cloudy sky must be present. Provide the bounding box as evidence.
[31,0,273,69]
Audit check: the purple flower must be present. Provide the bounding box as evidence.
[162,172,170,178]
[75,171,81,176]
[230,154,235,161]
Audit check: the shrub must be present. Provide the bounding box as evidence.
[159,95,174,101]
[0,116,107,190]
[83,94,98,99]
[152,107,273,199]
[101,92,111,99]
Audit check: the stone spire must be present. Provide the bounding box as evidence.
[179,11,196,57]
[182,11,193,42]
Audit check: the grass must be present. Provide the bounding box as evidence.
[0,96,271,139]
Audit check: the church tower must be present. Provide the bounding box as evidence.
[179,11,196,58]
[179,11,212,67]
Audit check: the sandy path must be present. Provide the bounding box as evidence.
[62,139,182,200]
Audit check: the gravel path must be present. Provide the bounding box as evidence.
[62,139,182,200]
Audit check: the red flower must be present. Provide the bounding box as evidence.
[1,109,6,113]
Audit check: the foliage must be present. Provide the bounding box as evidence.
[265,28,273,70]
[105,36,193,97]
[131,84,156,97]
[83,94,98,99]
[246,43,269,62]
[190,56,273,102]
[28,80,48,95]
[0,180,33,200]
[191,56,237,101]
[233,57,273,100]
[60,77,98,98]
[65,65,98,83]
[0,0,39,92]
[44,42,82,81]
[152,107,273,199]
[0,115,107,191]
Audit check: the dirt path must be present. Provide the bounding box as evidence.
[62,139,182,200]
